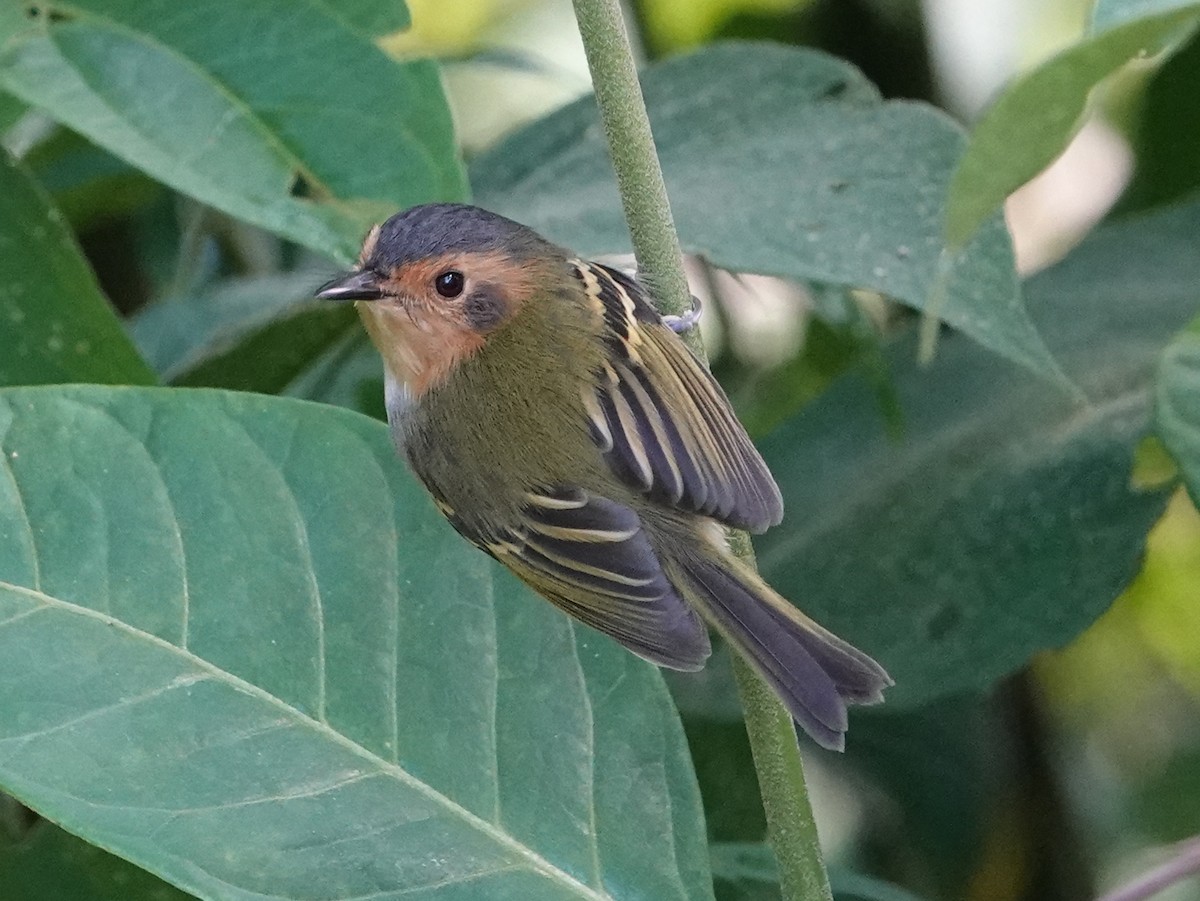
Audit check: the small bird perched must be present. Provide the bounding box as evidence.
[318,203,890,749]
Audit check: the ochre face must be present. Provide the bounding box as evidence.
[352,229,544,398]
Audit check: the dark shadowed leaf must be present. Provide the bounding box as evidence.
[0,813,194,901]
[709,843,779,901]
[0,91,25,131]
[128,273,360,394]
[848,695,998,896]
[284,330,387,419]
[709,844,929,901]
[1156,315,1200,505]
[829,873,928,901]
[1115,30,1200,215]
[0,387,712,901]
[1131,746,1200,842]
[168,304,359,393]
[754,199,1200,706]
[471,42,1064,385]
[0,148,154,386]
[24,126,161,230]
[0,0,466,262]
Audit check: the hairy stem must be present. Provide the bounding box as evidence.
[570,0,690,319]
[570,3,833,899]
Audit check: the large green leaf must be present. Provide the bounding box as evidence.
[0,0,466,263]
[471,42,1064,385]
[0,148,154,386]
[944,3,1200,248]
[1155,315,1200,505]
[0,387,712,901]
[753,199,1200,707]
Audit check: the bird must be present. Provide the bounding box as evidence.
[317,203,891,749]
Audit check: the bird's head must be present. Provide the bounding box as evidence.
[317,203,561,395]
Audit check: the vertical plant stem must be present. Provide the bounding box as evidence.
[727,533,833,901]
[570,3,833,899]
[570,0,690,319]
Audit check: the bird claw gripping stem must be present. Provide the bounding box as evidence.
[663,294,703,334]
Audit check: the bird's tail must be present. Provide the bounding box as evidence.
[670,553,891,750]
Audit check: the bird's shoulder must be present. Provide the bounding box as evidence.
[566,260,784,533]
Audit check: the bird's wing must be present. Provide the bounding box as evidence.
[571,261,784,533]
[437,485,711,670]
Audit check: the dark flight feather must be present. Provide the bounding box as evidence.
[452,486,711,670]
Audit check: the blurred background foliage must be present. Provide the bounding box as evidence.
[3,1,1200,900]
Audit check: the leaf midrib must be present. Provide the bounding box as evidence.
[0,578,614,901]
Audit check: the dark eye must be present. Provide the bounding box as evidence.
[434,270,465,298]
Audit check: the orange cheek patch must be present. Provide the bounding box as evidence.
[356,296,485,398]
[360,251,551,396]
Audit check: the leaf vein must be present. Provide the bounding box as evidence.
[0,580,615,901]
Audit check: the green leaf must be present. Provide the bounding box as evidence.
[754,199,1200,707]
[284,331,386,419]
[169,304,360,393]
[471,42,1065,386]
[129,275,318,377]
[710,843,781,901]
[847,696,996,895]
[680,712,766,843]
[0,386,712,901]
[128,274,361,394]
[0,148,154,386]
[0,0,467,262]
[1131,746,1200,842]
[25,126,161,230]
[715,315,876,440]
[311,0,409,38]
[1155,315,1200,505]
[0,90,24,132]
[944,5,1200,248]
[128,274,385,417]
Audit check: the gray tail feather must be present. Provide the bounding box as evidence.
[672,554,892,751]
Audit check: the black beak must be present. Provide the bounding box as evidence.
[316,269,384,301]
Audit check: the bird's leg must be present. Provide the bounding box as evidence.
[662,294,703,334]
